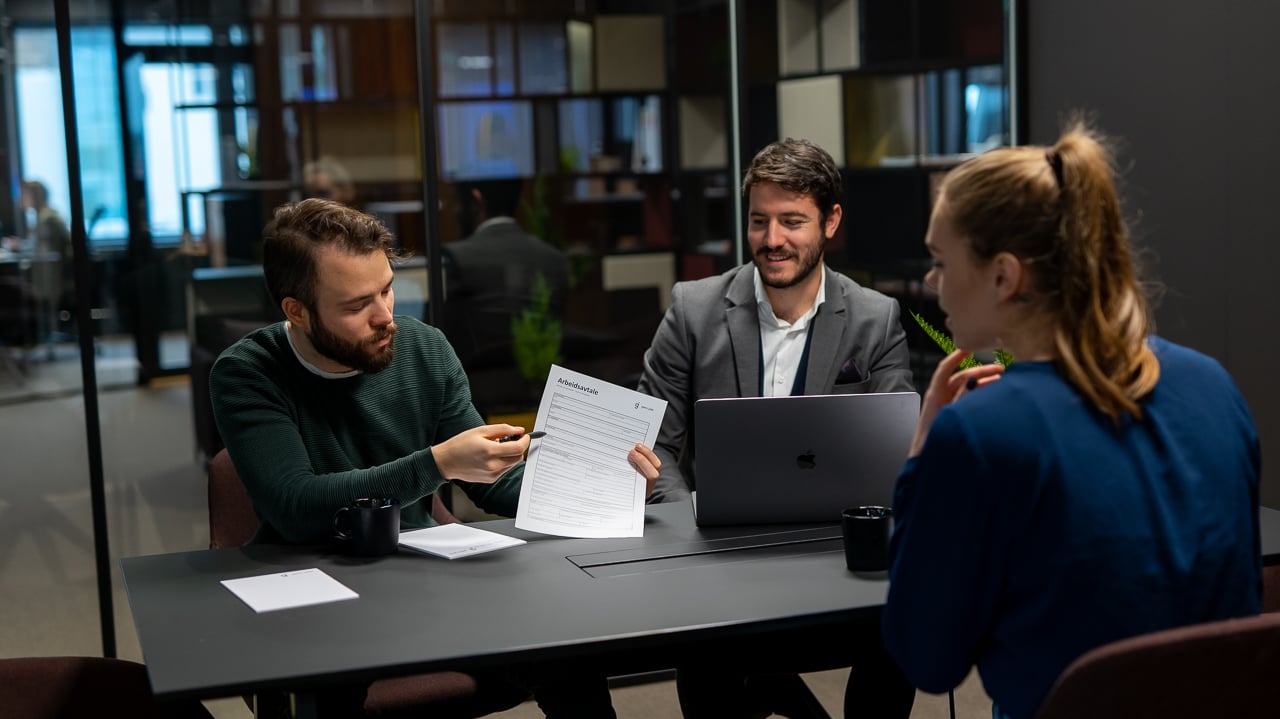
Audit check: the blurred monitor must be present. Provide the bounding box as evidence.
[204,191,263,265]
[965,81,1007,151]
[438,101,535,180]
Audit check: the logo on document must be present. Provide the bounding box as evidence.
[795,449,817,470]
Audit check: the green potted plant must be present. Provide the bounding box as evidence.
[511,272,562,394]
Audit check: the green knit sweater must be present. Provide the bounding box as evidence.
[210,316,522,543]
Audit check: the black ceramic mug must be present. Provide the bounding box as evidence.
[841,505,892,572]
[333,497,400,556]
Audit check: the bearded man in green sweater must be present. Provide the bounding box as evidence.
[210,198,660,718]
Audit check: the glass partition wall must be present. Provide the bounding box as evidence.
[0,0,103,661]
[0,0,1009,677]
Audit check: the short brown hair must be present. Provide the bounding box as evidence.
[262,198,398,310]
[21,180,48,208]
[940,121,1158,420]
[742,138,843,223]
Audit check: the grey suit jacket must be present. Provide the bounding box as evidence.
[636,263,915,503]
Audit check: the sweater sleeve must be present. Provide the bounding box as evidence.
[882,407,1010,693]
[437,351,524,517]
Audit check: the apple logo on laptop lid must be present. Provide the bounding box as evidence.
[796,449,816,470]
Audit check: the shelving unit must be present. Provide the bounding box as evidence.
[670,0,736,281]
[163,4,427,259]
[424,4,693,410]
[741,0,1008,385]
[171,0,1008,392]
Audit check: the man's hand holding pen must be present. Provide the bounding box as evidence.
[434,424,532,484]
[498,431,546,443]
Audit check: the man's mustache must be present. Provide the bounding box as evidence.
[367,323,398,344]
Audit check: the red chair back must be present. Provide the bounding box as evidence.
[1036,612,1280,719]
[207,448,259,548]
[0,656,212,719]
[208,448,461,548]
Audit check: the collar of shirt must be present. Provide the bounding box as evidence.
[472,215,518,234]
[284,321,362,379]
[753,265,826,331]
[753,267,826,396]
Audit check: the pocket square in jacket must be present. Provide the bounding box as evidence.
[836,357,865,384]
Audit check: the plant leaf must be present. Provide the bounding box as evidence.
[909,311,1015,368]
[911,311,978,368]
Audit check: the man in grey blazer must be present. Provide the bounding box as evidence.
[638,143,915,505]
[637,138,916,719]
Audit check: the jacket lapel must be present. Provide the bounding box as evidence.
[725,266,760,397]
[804,266,847,393]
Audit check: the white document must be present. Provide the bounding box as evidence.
[515,365,667,538]
[399,523,526,559]
[220,568,358,613]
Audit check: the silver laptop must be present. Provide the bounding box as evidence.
[692,392,920,526]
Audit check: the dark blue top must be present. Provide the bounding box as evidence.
[882,337,1261,719]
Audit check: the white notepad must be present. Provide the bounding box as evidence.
[220,568,358,613]
[399,523,526,560]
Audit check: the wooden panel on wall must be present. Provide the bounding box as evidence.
[595,15,666,91]
[679,95,727,170]
[340,18,419,100]
[777,75,844,159]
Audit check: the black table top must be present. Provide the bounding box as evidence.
[121,502,885,701]
[122,503,1280,702]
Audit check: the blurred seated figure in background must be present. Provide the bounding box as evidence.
[882,121,1261,719]
[19,180,73,351]
[303,156,357,207]
[440,179,569,372]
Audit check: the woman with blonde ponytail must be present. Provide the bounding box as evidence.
[881,122,1260,719]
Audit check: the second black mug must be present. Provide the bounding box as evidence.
[841,505,892,572]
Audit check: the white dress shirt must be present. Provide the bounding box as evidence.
[753,268,826,397]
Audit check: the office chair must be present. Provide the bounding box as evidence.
[206,449,527,717]
[0,656,212,718]
[1263,564,1280,613]
[208,449,461,548]
[0,274,39,381]
[1034,612,1280,719]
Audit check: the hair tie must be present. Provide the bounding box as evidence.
[1045,149,1064,186]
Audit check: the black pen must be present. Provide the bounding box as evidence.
[498,431,546,443]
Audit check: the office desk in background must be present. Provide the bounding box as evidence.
[122,504,1280,718]
[0,249,62,367]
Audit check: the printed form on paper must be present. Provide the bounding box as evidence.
[514,365,667,538]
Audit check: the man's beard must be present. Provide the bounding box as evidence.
[753,241,824,289]
[308,314,398,374]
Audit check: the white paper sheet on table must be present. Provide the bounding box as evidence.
[515,364,667,538]
[399,523,526,559]
[220,568,358,613]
